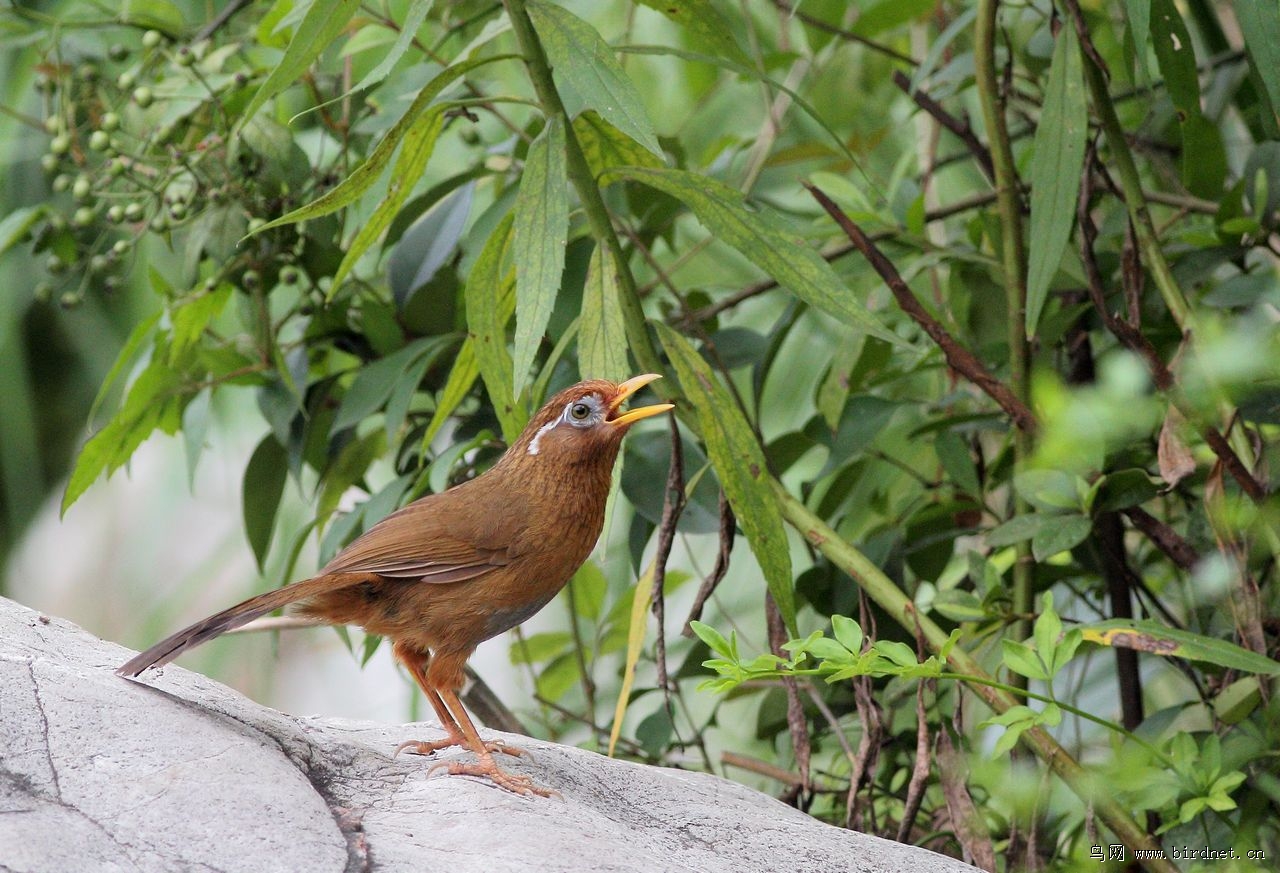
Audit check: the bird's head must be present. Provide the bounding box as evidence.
[505,374,673,467]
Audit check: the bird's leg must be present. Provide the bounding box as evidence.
[392,642,520,759]
[423,650,557,798]
[433,685,558,799]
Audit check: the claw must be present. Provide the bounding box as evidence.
[432,754,560,799]
[396,735,525,759]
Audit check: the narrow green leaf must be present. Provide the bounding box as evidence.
[241,0,363,123]
[351,0,435,93]
[466,213,526,442]
[527,0,662,157]
[168,284,231,365]
[1027,26,1086,336]
[573,111,664,177]
[1149,0,1200,118]
[332,337,439,434]
[242,434,289,571]
[1233,1,1280,121]
[934,430,981,497]
[611,167,898,344]
[985,513,1050,547]
[0,205,42,256]
[87,310,162,422]
[329,108,446,293]
[608,560,656,756]
[579,244,630,382]
[254,55,514,235]
[1031,513,1092,561]
[1095,468,1159,512]
[1002,640,1051,681]
[635,0,749,66]
[512,117,569,392]
[422,339,480,448]
[1080,619,1280,676]
[62,364,184,515]
[657,324,796,634]
[1122,0,1151,77]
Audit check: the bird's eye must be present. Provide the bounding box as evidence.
[569,402,592,421]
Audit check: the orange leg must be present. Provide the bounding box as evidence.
[391,642,522,761]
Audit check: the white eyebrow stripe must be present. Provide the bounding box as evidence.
[527,417,560,455]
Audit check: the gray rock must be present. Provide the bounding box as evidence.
[0,597,978,873]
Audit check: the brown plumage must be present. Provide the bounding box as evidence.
[118,374,672,796]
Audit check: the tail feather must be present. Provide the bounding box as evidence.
[117,573,373,677]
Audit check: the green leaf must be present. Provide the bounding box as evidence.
[1013,469,1081,512]
[527,0,662,157]
[985,513,1050,548]
[657,324,796,634]
[241,0,363,123]
[0,205,42,256]
[690,620,733,660]
[579,244,629,382]
[573,111,664,177]
[569,560,607,622]
[1026,25,1086,336]
[1094,468,1159,512]
[1179,112,1227,199]
[62,363,184,515]
[1123,0,1151,77]
[168,284,231,365]
[119,0,186,34]
[332,338,440,434]
[254,54,514,235]
[351,0,435,93]
[611,167,898,344]
[510,631,573,664]
[852,0,933,38]
[831,614,863,654]
[934,430,981,497]
[512,116,569,392]
[1233,1,1280,122]
[86,310,162,422]
[1149,0,1199,118]
[242,434,289,571]
[1080,619,1280,676]
[635,0,749,66]
[1031,513,1092,561]
[421,338,480,448]
[330,107,446,292]
[466,213,526,441]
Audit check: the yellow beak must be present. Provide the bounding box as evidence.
[607,374,674,427]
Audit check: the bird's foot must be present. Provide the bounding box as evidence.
[428,753,560,799]
[395,735,525,759]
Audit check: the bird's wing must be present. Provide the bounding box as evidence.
[318,484,528,583]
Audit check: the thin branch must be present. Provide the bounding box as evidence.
[682,492,735,635]
[772,0,918,65]
[892,71,995,182]
[766,591,811,797]
[806,183,1038,433]
[652,415,686,713]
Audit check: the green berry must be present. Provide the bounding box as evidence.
[168,202,187,220]
[124,202,145,222]
[89,130,111,152]
[203,277,218,291]
[242,269,261,290]
[103,276,122,295]
[132,87,153,108]
[40,154,59,173]
[43,116,60,135]
[142,29,163,49]
[52,174,71,193]
[175,47,194,67]
[72,177,93,201]
[46,254,67,275]
[101,112,121,133]
[73,206,96,227]
[49,134,71,155]
[89,254,110,273]
[280,266,300,285]
[107,205,125,223]
[34,282,55,303]
[59,291,82,309]
[116,71,136,90]
[247,217,266,234]
[149,214,168,232]
[112,239,130,255]
[110,43,130,62]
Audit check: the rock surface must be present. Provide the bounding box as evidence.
[0,596,978,873]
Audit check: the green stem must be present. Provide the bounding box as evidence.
[501,0,665,380]
[1072,19,1194,330]
[974,0,1034,648]
[772,479,1178,873]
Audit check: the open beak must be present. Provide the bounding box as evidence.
[607,373,674,427]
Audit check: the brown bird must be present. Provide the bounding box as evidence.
[119,374,672,796]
